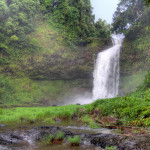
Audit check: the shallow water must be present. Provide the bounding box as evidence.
[0,121,112,150]
[65,126,113,134]
[36,144,102,150]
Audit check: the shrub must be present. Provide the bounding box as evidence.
[105,146,117,150]
[56,131,64,141]
[142,70,150,89]
[81,114,100,129]
[44,118,55,124]
[89,121,100,129]
[0,109,2,115]
[138,70,150,90]
[68,135,80,146]
[42,134,54,145]
[0,74,14,103]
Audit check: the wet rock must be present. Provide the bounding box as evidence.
[55,118,61,122]
[0,126,150,150]
[76,103,81,105]
[90,133,138,150]
[95,148,103,150]
[0,124,5,128]
[72,113,78,120]
[0,133,23,145]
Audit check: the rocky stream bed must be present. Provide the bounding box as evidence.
[0,125,150,150]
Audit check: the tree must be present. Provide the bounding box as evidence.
[112,0,150,40]
[95,19,111,38]
[0,0,40,55]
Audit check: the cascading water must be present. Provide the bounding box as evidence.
[92,34,124,100]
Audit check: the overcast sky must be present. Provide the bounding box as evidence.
[91,0,120,24]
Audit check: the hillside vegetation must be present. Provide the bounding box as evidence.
[111,0,150,94]
[0,0,111,105]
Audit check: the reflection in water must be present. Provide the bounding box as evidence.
[36,144,101,150]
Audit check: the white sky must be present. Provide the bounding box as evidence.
[91,0,120,24]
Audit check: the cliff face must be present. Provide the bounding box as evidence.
[1,21,112,80]
[21,41,111,80]
[119,31,150,95]
[0,20,112,105]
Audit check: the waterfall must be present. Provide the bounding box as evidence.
[92,34,124,100]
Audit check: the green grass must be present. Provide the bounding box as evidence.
[42,134,54,145]
[105,146,117,150]
[68,135,80,145]
[81,114,100,129]
[56,131,64,141]
[0,87,150,127]
[0,73,150,127]
[90,87,150,126]
[29,19,64,53]
[44,118,55,124]
[0,105,82,124]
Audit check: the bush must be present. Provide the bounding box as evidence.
[42,134,54,145]
[56,131,64,141]
[0,74,14,103]
[68,135,80,146]
[105,146,117,150]
[140,70,150,90]
[0,109,2,115]
[44,118,55,124]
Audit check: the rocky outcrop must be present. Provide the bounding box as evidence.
[20,40,112,80]
[1,40,111,81]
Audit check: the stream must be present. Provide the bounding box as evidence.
[0,121,150,150]
[0,121,114,150]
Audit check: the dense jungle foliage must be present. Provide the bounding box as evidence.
[112,0,150,39]
[0,0,110,60]
[112,0,150,95]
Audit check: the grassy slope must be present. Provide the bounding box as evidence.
[0,86,150,127]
